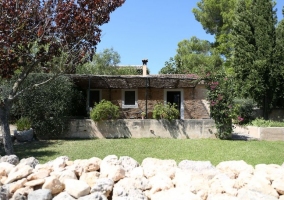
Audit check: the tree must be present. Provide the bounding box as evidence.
[0,0,125,155]
[232,0,277,119]
[159,37,222,75]
[77,48,121,75]
[159,58,177,74]
[11,74,85,138]
[273,9,284,108]
[77,48,150,75]
[192,0,238,58]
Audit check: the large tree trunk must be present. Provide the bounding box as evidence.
[0,101,14,155]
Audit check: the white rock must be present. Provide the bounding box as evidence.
[0,185,9,199]
[73,157,101,173]
[11,186,33,200]
[128,166,144,179]
[178,160,220,181]
[216,160,254,179]
[47,156,69,169]
[68,158,101,177]
[34,163,52,172]
[27,169,51,181]
[207,193,239,200]
[113,177,150,194]
[142,158,177,178]
[28,189,52,200]
[279,195,284,200]
[100,155,121,166]
[234,172,253,189]
[0,162,15,175]
[50,168,66,178]
[272,177,284,195]
[237,188,279,200]
[18,157,39,168]
[8,178,27,194]
[173,169,209,199]
[151,187,201,200]
[100,165,125,182]
[24,178,45,187]
[85,157,102,172]
[99,155,125,181]
[78,192,107,200]
[148,174,174,194]
[90,178,114,197]
[79,171,100,187]
[244,176,279,198]
[5,165,33,184]
[59,169,78,183]
[113,187,147,200]
[0,155,19,165]
[209,173,237,196]
[255,164,284,181]
[178,160,215,172]
[0,168,6,177]
[53,191,76,200]
[119,156,139,177]
[65,179,90,198]
[42,176,65,195]
[12,192,27,200]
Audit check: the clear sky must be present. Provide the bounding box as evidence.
[96,0,284,75]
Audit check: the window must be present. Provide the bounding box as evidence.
[122,89,138,108]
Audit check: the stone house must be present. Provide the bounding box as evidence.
[70,60,210,120]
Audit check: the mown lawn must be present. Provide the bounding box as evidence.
[11,138,284,166]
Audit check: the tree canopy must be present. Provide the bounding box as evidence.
[0,0,125,155]
[77,48,150,75]
[232,0,278,118]
[77,48,121,75]
[159,36,222,75]
[192,0,238,58]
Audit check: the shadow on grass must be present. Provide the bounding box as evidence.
[0,140,59,160]
[231,134,258,141]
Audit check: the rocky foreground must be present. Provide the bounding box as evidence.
[0,155,284,200]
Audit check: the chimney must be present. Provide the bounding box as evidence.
[142,59,148,76]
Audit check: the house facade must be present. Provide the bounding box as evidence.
[70,61,210,120]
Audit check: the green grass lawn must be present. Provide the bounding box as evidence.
[11,138,284,166]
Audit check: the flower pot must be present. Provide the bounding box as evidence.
[14,129,34,142]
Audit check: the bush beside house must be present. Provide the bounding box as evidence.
[10,74,85,138]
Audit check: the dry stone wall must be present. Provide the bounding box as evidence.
[0,155,284,200]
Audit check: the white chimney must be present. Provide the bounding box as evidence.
[142,59,148,76]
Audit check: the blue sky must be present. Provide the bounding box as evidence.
[97,0,284,74]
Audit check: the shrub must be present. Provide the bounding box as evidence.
[152,102,179,120]
[16,117,32,131]
[90,100,119,121]
[249,118,284,127]
[233,98,256,124]
[11,74,85,138]
[205,72,236,139]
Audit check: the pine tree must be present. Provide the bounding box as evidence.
[273,10,284,108]
[232,0,277,119]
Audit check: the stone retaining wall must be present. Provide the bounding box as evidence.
[0,155,284,200]
[65,119,216,139]
[234,125,284,141]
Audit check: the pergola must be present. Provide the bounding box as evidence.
[69,74,200,89]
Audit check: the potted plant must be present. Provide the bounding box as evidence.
[14,117,34,142]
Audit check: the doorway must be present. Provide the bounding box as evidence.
[164,89,184,119]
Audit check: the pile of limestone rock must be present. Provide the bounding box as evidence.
[0,154,284,200]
